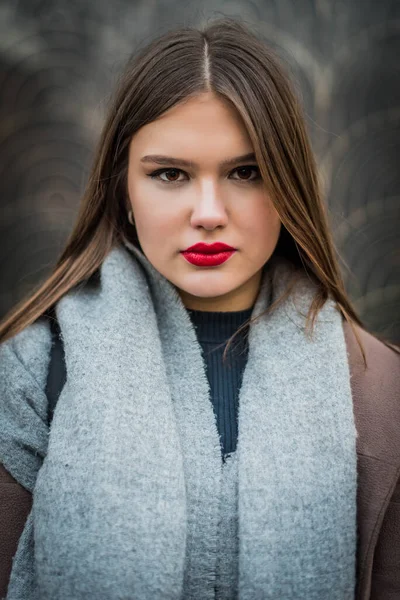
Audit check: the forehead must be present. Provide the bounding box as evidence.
[129,92,253,158]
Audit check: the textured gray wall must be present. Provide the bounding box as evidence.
[1,1,399,341]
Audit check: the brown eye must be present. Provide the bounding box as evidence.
[162,169,181,182]
[148,168,186,183]
[231,166,260,181]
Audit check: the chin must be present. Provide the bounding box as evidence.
[176,276,240,300]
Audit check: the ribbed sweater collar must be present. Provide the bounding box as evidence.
[186,307,253,343]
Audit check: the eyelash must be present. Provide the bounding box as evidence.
[147,165,261,185]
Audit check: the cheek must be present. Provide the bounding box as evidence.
[129,184,180,240]
[240,201,281,247]
[131,202,184,254]
[135,215,168,250]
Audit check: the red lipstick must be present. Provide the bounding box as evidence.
[181,242,236,267]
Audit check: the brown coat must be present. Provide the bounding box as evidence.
[0,321,399,599]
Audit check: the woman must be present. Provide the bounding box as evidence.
[0,17,399,600]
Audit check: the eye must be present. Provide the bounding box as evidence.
[148,168,187,184]
[230,166,261,181]
[146,165,261,184]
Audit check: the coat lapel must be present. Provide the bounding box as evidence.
[343,321,400,600]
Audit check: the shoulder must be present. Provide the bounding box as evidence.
[342,320,400,463]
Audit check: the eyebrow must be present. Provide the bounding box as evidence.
[140,152,257,168]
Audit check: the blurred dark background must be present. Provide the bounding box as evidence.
[0,0,399,342]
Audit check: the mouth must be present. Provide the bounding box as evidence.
[181,242,237,267]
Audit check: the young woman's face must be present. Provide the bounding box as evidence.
[127,92,281,311]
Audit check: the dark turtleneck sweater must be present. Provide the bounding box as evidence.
[186,307,253,463]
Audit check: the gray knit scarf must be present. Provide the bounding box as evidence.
[0,240,358,599]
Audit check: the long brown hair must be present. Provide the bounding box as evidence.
[0,17,398,368]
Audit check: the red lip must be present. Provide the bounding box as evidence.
[183,242,236,253]
[181,242,236,267]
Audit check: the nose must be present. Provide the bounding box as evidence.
[189,180,229,231]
